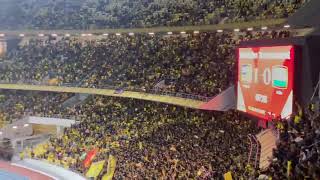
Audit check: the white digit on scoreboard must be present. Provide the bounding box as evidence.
[254,68,258,83]
[263,68,271,85]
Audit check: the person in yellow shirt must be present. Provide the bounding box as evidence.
[294,115,301,125]
[19,151,24,160]
[276,121,284,130]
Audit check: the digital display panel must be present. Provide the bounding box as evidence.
[237,46,295,120]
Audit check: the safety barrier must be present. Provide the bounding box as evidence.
[32,157,85,178]
[13,158,86,180]
[146,89,211,102]
[23,111,81,121]
[0,18,286,36]
[12,134,51,152]
[0,80,211,102]
[79,83,211,102]
[247,134,260,169]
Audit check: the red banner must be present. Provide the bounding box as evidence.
[83,148,98,168]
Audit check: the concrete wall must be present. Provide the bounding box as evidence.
[27,116,76,127]
[13,159,87,180]
[0,119,33,140]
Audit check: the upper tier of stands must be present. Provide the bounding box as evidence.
[0,0,307,29]
[0,30,292,98]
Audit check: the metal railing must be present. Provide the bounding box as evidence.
[23,111,82,121]
[146,89,211,102]
[247,134,253,166]
[29,114,76,120]
[13,134,51,152]
[267,120,280,141]
[82,84,212,101]
[247,134,260,169]
[310,73,320,101]
[0,80,212,102]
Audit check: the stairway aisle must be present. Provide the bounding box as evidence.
[256,129,277,170]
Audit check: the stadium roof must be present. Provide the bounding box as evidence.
[288,0,320,28]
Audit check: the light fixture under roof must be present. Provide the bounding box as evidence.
[38,33,44,37]
[19,34,25,37]
[12,126,17,129]
[0,33,5,37]
[128,32,134,36]
[51,33,58,37]
[217,29,223,33]
[193,30,199,34]
[167,32,172,35]
[234,28,240,32]
[23,123,29,127]
[247,27,253,31]
[284,24,290,28]
[261,26,268,30]
[148,32,155,35]
[103,33,109,36]
[65,33,70,37]
[115,33,121,36]
[180,31,186,34]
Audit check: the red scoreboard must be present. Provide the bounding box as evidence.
[237,45,295,120]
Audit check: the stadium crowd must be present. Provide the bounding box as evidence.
[0,0,307,29]
[0,90,72,126]
[1,89,318,179]
[0,0,317,179]
[0,30,291,97]
[0,90,315,179]
[0,90,258,179]
[263,105,320,179]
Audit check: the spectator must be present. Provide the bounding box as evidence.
[0,90,258,178]
[0,30,291,97]
[0,0,307,29]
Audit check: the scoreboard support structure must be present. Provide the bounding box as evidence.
[311,73,320,101]
[310,73,320,117]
